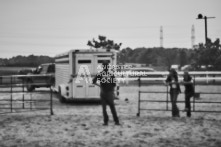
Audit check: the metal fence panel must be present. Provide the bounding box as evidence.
[0,75,54,115]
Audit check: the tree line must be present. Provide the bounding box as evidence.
[0,36,220,71]
[117,47,194,70]
[88,35,221,71]
[0,55,54,67]
[117,38,221,71]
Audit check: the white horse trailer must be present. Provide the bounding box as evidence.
[54,49,118,102]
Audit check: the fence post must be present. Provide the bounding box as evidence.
[137,76,141,116]
[166,85,169,110]
[213,74,215,84]
[138,76,141,87]
[50,84,54,115]
[10,76,13,113]
[137,91,140,117]
[193,75,196,112]
[30,94,32,110]
[22,77,25,109]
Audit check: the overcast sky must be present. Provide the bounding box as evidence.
[0,0,220,58]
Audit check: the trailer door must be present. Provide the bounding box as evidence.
[74,58,93,98]
[86,56,112,98]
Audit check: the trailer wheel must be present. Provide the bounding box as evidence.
[58,87,66,103]
[26,79,35,92]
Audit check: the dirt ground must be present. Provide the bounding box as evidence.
[0,86,221,147]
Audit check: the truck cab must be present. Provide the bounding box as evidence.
[24,63,55,91]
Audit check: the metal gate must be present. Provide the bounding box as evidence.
[0,75,54,115]
[136,76,221,116]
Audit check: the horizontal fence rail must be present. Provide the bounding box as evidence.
[0,75,54,115]
[116,71,221,85]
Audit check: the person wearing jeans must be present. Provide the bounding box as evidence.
[183,71,194,117]
[165,69,181,117]
[100,90,119,125]
[93,61,120,126]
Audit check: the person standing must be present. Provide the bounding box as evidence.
[92,61,120,126]
[182,71,194,117]
[165,69,181,117]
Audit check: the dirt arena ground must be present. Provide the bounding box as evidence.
[0,86,221,147]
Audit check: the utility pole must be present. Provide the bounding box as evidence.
[191,25,195,48]
[197,14,215,44]
[160,26,163,48]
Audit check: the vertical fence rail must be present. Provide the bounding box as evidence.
[30,94,32,110]
[137,91,140,116]
[22,78,25,109]
[193,75,196,112]
[137,76,141,116]
[50,86,54,115]
[166,85,169,110]
[10,76,13,113]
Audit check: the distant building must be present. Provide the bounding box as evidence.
[170,64,180,71]
[181,65,192,71]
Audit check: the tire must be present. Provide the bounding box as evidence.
[26,79,35,92]
[58,87,66,103]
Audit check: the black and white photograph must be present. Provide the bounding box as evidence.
[0,0,221,146]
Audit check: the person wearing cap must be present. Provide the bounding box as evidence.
[165,68,181,117]
[92,61,120,126]
[182,70,194,117]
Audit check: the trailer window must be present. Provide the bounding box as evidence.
[98,60,110,64]
[47,64,55,73]
[97,55,110,57]
[40,65,48,74]
[78,60,91,64]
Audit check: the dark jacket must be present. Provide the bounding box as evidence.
[183,74,194,95]
[165,75,181,93]
[93,70,116,92]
